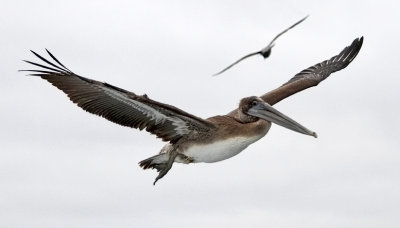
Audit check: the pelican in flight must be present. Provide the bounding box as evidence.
[213,15,308,76]
[21,37,363,184]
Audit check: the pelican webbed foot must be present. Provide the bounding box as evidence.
[152,151,178,185]
[138,151,178,185]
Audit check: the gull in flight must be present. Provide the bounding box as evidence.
[213,15,308,76]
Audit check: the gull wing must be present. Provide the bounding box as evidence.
[261,15,309,53]
[213,51,260,76]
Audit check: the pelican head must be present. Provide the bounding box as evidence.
[239,96,317,138]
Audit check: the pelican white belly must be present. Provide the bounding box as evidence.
[182,136,263,163]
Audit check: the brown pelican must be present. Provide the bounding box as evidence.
[21,37,363,184]
[213,15,308,76]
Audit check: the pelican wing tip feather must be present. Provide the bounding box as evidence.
[260,36,364,105]
[21,50,216,143]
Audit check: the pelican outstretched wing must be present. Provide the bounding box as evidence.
[21,50,217,143]
[261,36,363,105]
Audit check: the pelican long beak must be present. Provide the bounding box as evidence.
[248,102,317,138]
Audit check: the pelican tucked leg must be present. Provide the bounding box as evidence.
[139,147,180,185]
[152,151,178,185]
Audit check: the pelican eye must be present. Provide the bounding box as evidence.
[252,101,258,106]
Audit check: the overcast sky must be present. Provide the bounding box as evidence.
[1,0,399,227]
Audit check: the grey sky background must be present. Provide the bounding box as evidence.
[1,0,399,227]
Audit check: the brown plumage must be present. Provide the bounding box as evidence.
[260,37,364,105]
[21,36,363,184]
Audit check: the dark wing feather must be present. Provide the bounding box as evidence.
[260,37,363,105]
[213,51,261,76]
[263,15,309,51]
[21,50,217,143]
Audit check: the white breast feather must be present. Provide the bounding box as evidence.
[183,135,264,163]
